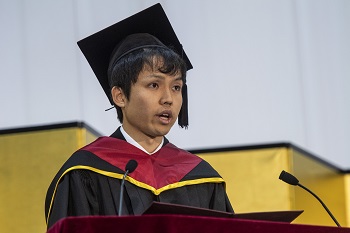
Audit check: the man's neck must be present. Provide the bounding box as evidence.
[120,126,164,154]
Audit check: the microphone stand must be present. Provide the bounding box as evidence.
[297,183,341,227]
[118,170,129,216]
[279,170,341,227]
[118,159,138,216]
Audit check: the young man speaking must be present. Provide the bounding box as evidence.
[45,4,233,229]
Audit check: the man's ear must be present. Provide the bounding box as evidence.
[111,86,126,108]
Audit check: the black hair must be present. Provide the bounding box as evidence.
[108,46,187,125]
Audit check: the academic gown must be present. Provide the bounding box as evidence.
[45,128,234,229]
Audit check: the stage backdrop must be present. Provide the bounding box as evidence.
[1,1,350,169]
[0,122,348,233]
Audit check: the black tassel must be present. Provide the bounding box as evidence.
[178,84,188,128]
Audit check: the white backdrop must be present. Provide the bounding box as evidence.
[1,0,349,169]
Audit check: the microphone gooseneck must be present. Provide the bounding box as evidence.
[118,160,138,216]
[279,170,341,227]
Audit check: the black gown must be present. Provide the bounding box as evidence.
[45,128,234,229]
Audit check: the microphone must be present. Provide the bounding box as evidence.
[279,170,341,227]
[118,159,138,216]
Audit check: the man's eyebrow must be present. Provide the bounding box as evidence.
[147,74,183,81]
[174,76,183,81]
[147,74,165,79]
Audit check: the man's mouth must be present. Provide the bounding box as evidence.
[160,113,170,118]
[157,111,173,124]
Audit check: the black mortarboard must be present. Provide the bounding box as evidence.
[77,3,192,127]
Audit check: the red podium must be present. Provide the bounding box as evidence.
[47,215,348,233]
[47,202,348,233]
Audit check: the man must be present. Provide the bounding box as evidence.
[45,4,233,229]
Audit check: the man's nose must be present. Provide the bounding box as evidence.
[160,88,173,105]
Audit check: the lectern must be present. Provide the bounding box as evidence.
[47,203,348,233]
[47,215,348,233]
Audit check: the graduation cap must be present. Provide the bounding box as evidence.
[77,3,192,127]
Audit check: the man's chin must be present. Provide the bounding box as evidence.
[154,125,173,136]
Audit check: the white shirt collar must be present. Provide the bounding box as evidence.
[120,126,164,155]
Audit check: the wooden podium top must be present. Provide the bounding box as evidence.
[143,202,303,223]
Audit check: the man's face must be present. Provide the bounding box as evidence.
[119,65,183,141]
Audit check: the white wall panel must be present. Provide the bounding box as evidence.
[295,0,350,169]
[0,0,349,169]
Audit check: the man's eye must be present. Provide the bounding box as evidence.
[173,85,182,91]
[149,83,158,88]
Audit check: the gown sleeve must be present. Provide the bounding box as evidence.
[47,170,99,229]
[211,182,234,213]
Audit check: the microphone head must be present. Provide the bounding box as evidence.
[125,160,138,173]
[279,170,299,186]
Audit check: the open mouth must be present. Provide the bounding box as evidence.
[159,113,170,119]
[157,111,173,124]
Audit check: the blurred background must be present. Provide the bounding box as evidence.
[1,0,349,169]
[2,0,349,170]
